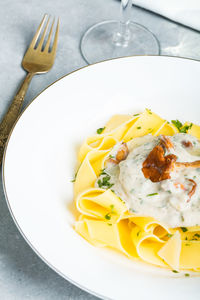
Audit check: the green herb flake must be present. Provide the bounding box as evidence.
[181,227,188,232]
[97,175,114,189]
[185,273,190,277]
[110,204,115,213]
[172,270,179,273]
[107,223,112,226]
[109,154,114,159]
[166,234,173,238]
[71,170,78,182]
[146,108,152,115]
[147,193,158,197]
[194,233,200,238]
[133,113,140,117]
[100,168,107,176]
[137,231,141,237]
[185,243,191,246]
[97,127,105,134]
[180,123,193,133]
[171,120,193,133]
[171,119,183,131]
[105,213,111,220]
[137,126,141,129]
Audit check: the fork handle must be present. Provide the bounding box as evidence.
[0,72,34,165]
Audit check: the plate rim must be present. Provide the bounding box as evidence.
[2,55,200,300]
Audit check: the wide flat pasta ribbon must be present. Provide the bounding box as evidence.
[78,115,139,162]
[131,226,167,268]
[76,188,127,222]
[74,110,200,272]
[123,109,165,141]
[75,217,138,258]
[74,149,109,196]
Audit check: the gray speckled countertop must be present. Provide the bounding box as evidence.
[1,1,200,299]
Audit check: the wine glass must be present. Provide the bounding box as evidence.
[81,0,160,64]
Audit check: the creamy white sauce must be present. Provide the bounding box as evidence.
[96,134,200,228]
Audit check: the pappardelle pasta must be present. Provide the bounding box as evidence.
[73,109,200,273]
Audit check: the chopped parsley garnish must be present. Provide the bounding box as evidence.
[105,213,111,220]
[180,123,193,133]
[97,127,105,134]
[147,193,158,197]
[181,227,188,232]
[171,120,193,133]
[185,273,190,277]
[107,223,112,226]
[137,126,141,129]
[172,270,179,273]
[133,113,140,117]
[71,169,78,182]
[110,204,114,212]
[100,168,107,175]
[171,119,182,131]
[137,231,141,237]
[194,233,200,238]
[109,154,114,159]
[166,234,173,238]
[185,243,190,246]
[146,108,152,115]
[97,174,114,189]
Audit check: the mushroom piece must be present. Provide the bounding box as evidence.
[106,142,129,165]
[182,140,193,148]
[142,145,177,182]
[142,135,200,183]
[175,160,200,169]
[116,142,129,162]
[160,135,174,151]
[187,179,197,202]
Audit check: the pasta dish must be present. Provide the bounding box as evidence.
[73,109,200,273]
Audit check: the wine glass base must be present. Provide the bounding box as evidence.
[81,20,160,64]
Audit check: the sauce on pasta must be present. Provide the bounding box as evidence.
[97,134,200,228]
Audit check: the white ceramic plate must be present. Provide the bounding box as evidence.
[3,56,200,300]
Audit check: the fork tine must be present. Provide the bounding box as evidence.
[51,18,60,55]
[44,18,55,52]
[29,14,48,49]
[37,15,51,50]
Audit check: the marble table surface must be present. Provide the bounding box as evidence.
[1,0,200,299]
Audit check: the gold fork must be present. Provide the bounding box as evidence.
[0,14,59,165]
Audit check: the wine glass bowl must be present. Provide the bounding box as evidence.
[80,1,160,64]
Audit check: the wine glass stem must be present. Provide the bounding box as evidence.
[113,0,132,47]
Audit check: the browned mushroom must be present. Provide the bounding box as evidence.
[175,161,200,169]
[116,142,129,162]
[106,142,129,165]
[182,140,193,148]
[187,179,197,202]
[142,145,177,182]
[160,135,174,151]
